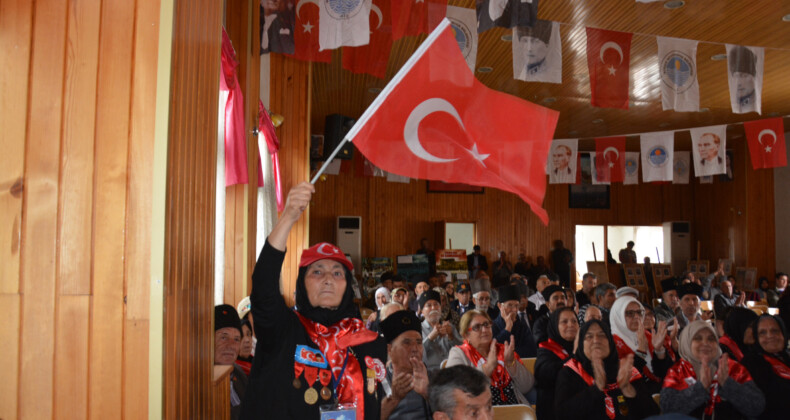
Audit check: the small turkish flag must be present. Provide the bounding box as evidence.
[347,19,559,224]
[744,118,787,169]
[586,27,632,109]
[391,0,447,40]
[595,136,626,183]
[343,0,393,79]
[293,0,331,62]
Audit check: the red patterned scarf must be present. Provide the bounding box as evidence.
[296,313,378,418]
[458,340,513,402]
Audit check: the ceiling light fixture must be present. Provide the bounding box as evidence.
[783,14,790,22]
[664,1,685,10]
[592,118,604,124]
[710,54,727,61]
[569,130,579,136]
[501,34,512,42]
[477,67,493,73]
[659,122,671,128]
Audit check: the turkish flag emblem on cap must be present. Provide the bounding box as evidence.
[299,242,353,271]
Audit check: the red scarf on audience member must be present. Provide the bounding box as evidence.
[564,358,641,419]
[663,358,752,415]
[613,331,674,382]
[763,354,790,380]
[539,338,570,360]
[718,335,744,361]
[296,312,378,419]
[458,340,516,402]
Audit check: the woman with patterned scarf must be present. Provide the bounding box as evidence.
[741,314,790,420]
[534,306,577,420]
[446,309,535,406]
[661,320,765,419]
[240,182,388,420]
[555,319,659,420]
[610,296,675,394]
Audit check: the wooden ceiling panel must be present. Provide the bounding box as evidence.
[309,0,790,141]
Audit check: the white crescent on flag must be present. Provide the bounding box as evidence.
[296,0,319,19]
[758,129,776,146]
[600,41,624,65]
[370,4,383,29]
[603,146,620,162]
[404,98,462,163]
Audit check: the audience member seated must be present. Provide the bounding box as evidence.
[435,287,461,330]
[528,256,555,288]
[594,283,617,323]
[643,305,657,334]
[714,278,747,320]
[554,319,659,420]
[705,262,728,301]
[493,285,537,358]
[392,287,410,310]
[415,281,430,301]
[747,277,770,302]
[741,314,790,420]
[565,288,579,313]
[492,250,514,288]
[532,285,568,344]
[380,302,404,321]
[551,239,574,289]
[610,296,674,394]
[367,286,392,332]
[719,307,758,363]
[472,272,493,296]
[616,286,639,300]
[444,279,456,302]
[473,290,500,321]
[655,277,681,323]
[467,244,489,283]
[767,272,787,307]
[447,310,535,406]
[514,253,533,278]
[379,310,431,420]
[535,307,577,420]
[528,275,551,310]
[429,365,493,420]
[451,283,473,316]
[419,290,462,371]
[676,283,711,333]
[661,320,765,419]
[236,316,254,376]
[577,273,598,307]
[215,304,247,420]
[380,271,394,291]
[579,304,603,328]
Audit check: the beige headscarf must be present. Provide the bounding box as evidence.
[678,320,721,373]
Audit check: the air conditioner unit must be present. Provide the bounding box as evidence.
[336,216,362,274]
[663,221,690,276]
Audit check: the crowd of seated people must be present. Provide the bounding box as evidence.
[215,182,790,420]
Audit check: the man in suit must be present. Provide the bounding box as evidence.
[492,285,537,357]
[467,245,488,281]
[260,0,295,55]
[450,283,473,315]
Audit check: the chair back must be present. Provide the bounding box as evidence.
[521,357,536,374]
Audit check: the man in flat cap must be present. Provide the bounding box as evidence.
[214,304,247,420]
[419,290,462,372]
[493,285,537,357]
[654,277,681,323]
[531,285,568,344]
[379,311,431,420]
[676,282,713,333]
[450,283,474,316]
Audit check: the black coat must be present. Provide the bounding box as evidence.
[534,346,567,420]
[742,351,790,420]
[239,242,387,420]
[492,313,537,357]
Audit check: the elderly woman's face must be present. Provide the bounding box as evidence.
[583,323,610,360]
[690,328,718,362]
[757,317,785,354]
[558,310,579,342]
[465,315,493,351]
[304,259,346,308]
[624,302,645,332]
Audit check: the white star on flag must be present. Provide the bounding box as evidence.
[608,162,614,168]
[303,21,314,33]
[765,146,772,152]
[468,143,490,166]
[608,65,616,75]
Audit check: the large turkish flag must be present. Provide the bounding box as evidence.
[293,0,331,62]
[347,19,559,224]
[594,136,626,183]
[586,27,632,109]
[744,118,787,169]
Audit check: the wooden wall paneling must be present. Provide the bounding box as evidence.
[0,295,21,419]
[745,141,777,279]
[89,0,136,417]
[224,187,238,306]
[55,295,90,419]
[58,0,101,296]
[124,0,161,416]
[0,0,32,297]
[18,0,68,417]
[247,0,261,296]
[270,54,311,306]
[164,0,222,418]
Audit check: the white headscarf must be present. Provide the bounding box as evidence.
[610,296,653,371]
[375,287,391,309]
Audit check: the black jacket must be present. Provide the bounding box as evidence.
[492,313,537,357]
[239,242,387,419]
[741,351,790,420]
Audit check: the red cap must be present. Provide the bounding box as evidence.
[299,242,353,271]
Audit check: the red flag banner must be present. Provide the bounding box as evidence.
[391,0,447,40]
[221,28,249,186]
[595,136,627,183]
[347,19,559,224]
[343,0,393,79]
[294,0,331,62]
[586,27,633,109]
[744,118,787,169]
